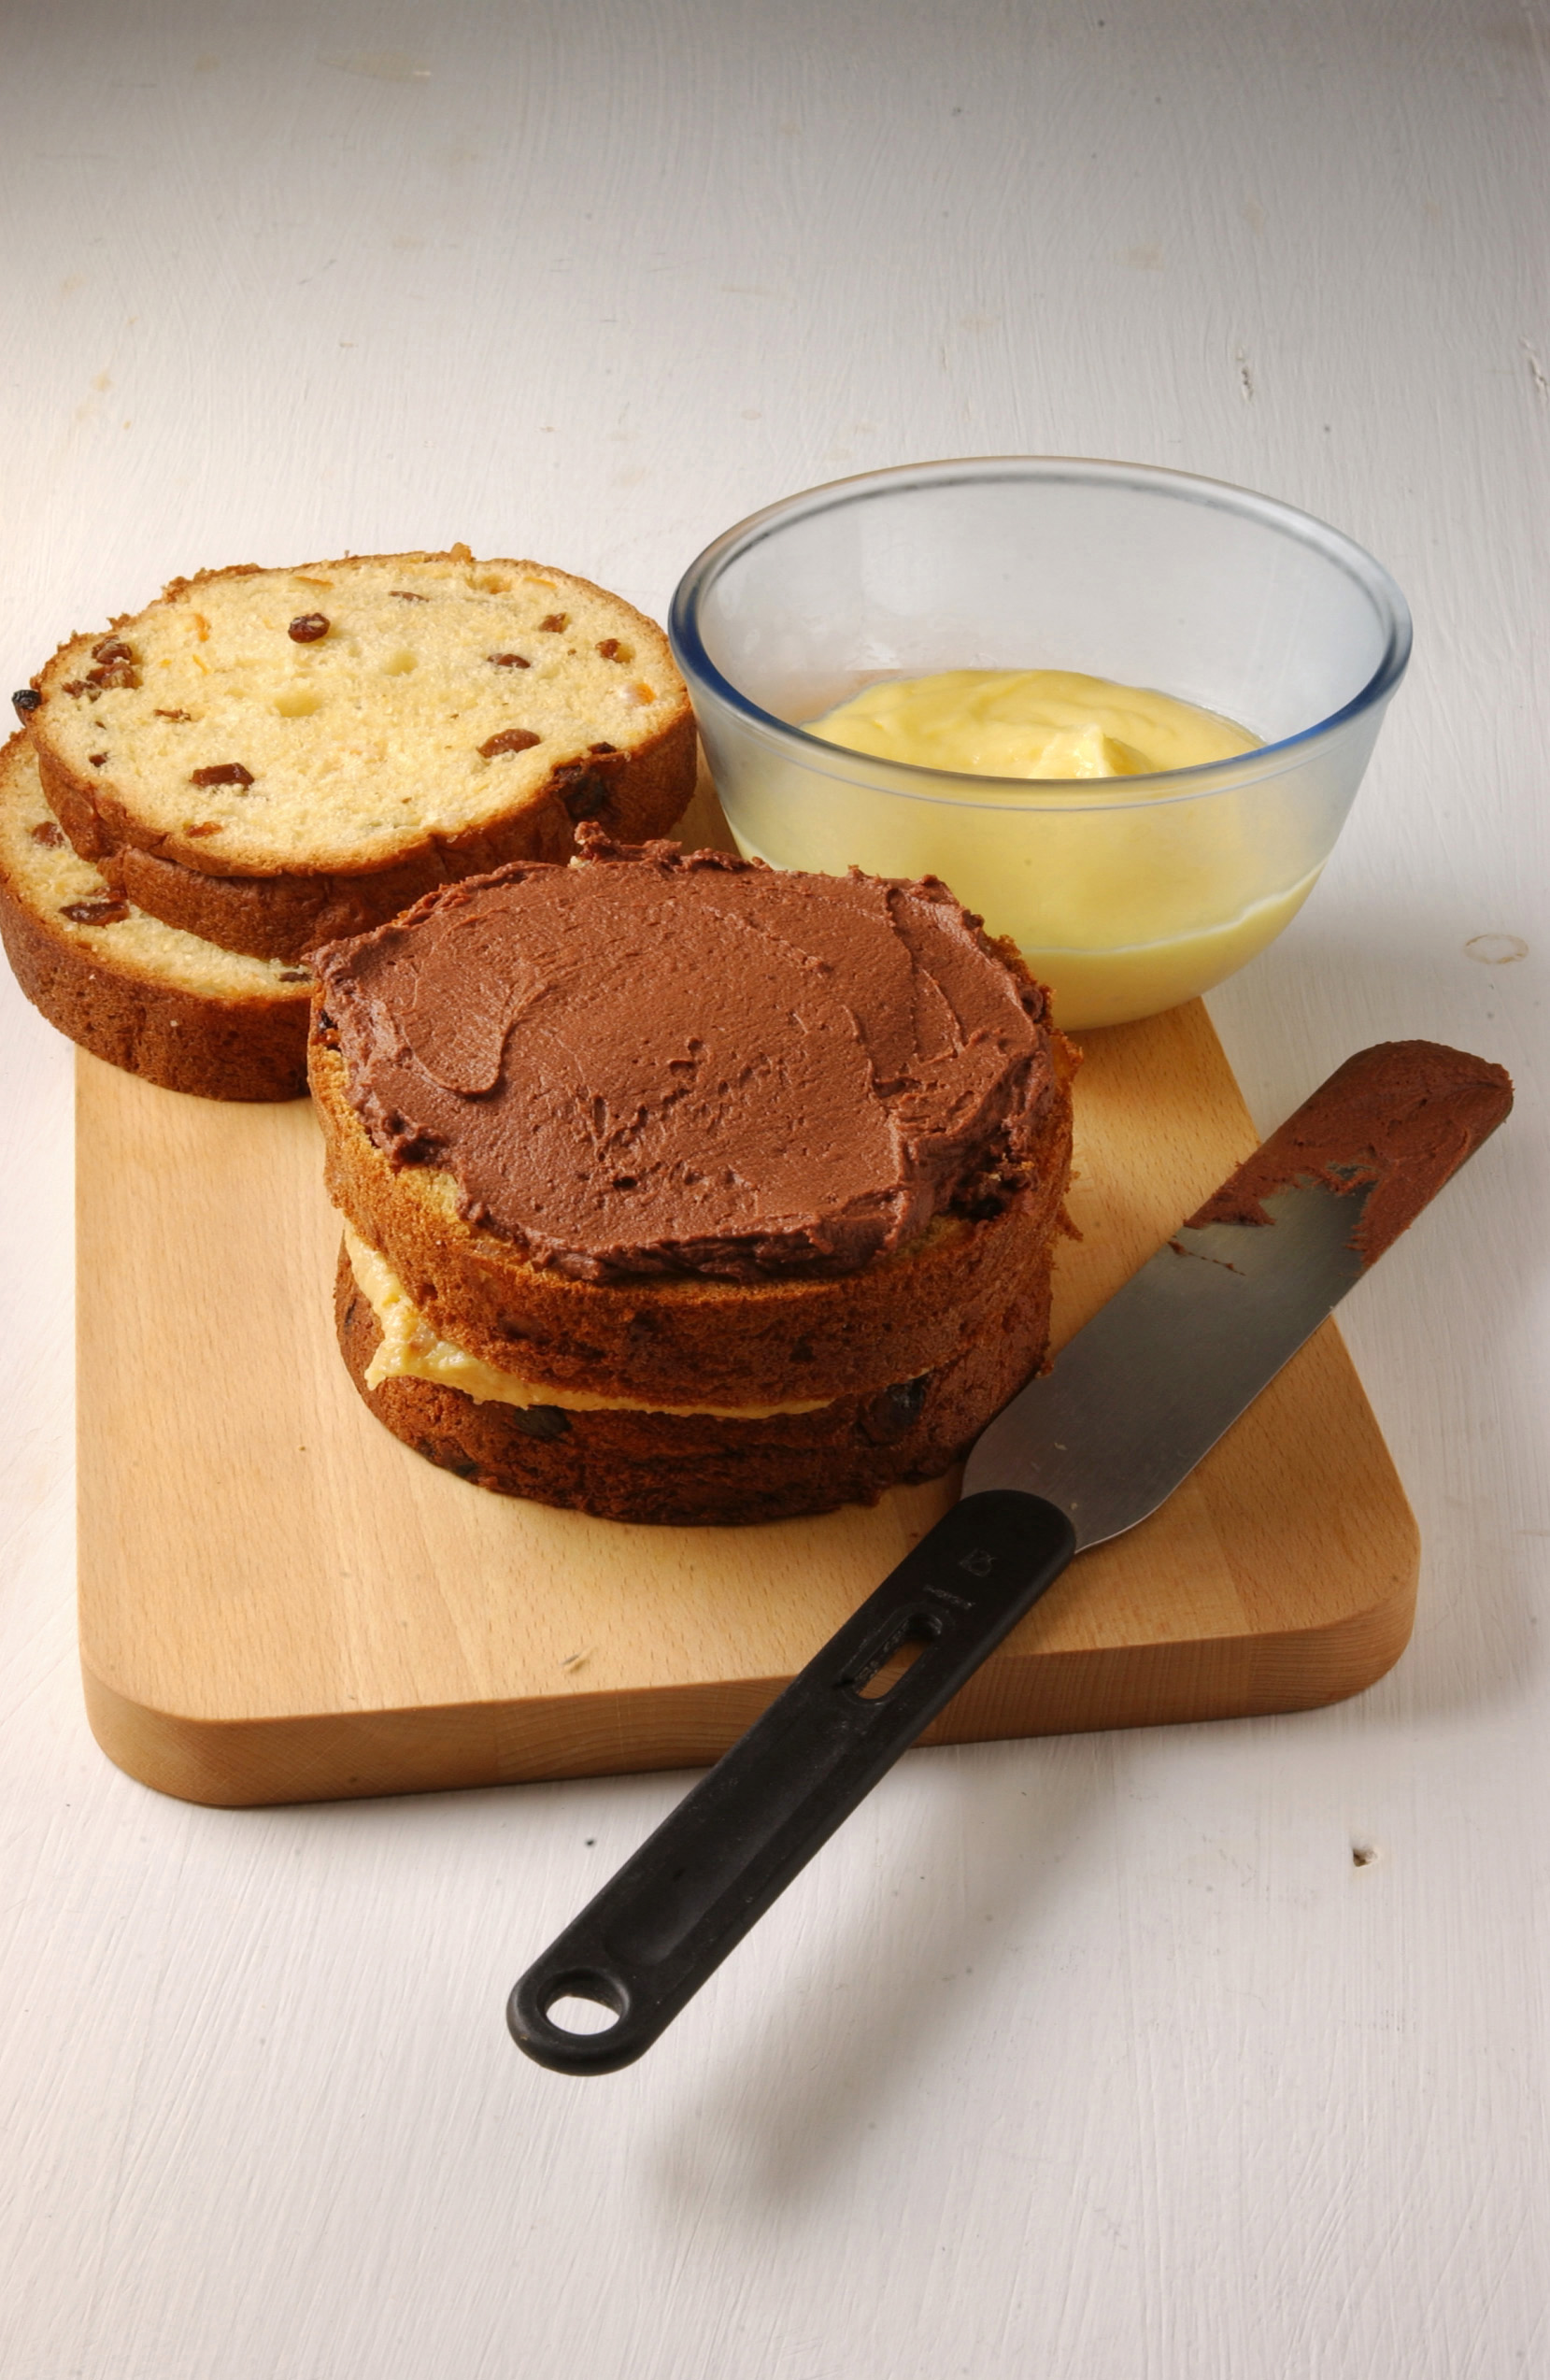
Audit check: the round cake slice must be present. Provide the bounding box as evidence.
[0,731,309,1101]
[308,835,1076,1526]
[28,548,696,964]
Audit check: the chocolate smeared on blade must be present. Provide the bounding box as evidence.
[1187,1040,1513,1264]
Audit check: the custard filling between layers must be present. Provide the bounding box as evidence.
[344,1227,835,1418]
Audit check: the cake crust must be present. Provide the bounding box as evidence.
[0,731,309,1101]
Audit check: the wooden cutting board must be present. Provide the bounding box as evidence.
[76,992,1419,1808]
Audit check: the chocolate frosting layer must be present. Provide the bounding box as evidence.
[1186,1040,1513,1264]
[312,838,1059,1283]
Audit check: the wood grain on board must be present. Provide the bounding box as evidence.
[75,990,1419,1808]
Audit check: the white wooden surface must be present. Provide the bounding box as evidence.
[2,3,1546,2373]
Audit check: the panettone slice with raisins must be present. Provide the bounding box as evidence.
[25,548,696,965]
[0,731,310,1100]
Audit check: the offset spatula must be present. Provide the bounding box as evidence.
[509,1041,1511,2074]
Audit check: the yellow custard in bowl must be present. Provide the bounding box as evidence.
[808,667,1259,781]
[669,462,1412,1030]
[794,665,1302,1026]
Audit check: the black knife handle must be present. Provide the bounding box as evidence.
[507,1489,1075,2074]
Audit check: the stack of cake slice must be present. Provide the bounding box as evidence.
[0,547,696,1099]
[309,836,1077,1524]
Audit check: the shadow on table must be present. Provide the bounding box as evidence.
[647,1727,1114,2207]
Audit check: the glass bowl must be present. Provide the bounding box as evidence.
[669,458,1412,1029]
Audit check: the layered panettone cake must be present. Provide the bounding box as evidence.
[308,834,1076,1526]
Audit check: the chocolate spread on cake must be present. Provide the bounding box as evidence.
[312,838,1059,1283]
[1186,1040,1513,1264]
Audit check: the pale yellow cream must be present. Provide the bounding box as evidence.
[761,668,1314,1029]
[344,1227,833,1418]
[807,668,1258,781]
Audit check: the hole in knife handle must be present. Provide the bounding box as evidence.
[542,1973,626,2035]
[848,1618,939,1701]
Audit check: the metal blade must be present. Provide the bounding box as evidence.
[962,1177,1371,1549]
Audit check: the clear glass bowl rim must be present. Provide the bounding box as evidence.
[668,455,1414,816]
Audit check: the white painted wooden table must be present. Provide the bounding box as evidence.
[3,5,1545,2372]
